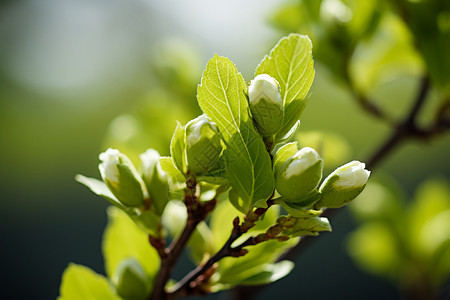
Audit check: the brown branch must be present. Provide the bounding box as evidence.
[355,92,395,125]
[167,200,275,298]
[366,75,430,169]
[149,175,217,300]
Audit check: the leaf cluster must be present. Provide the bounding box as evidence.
[59,34,370,300]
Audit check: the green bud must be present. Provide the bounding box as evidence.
[275,147,324,204]
[316,161,371,209]
[248,74,284,137]
[278,215,331,237]
[99,148,146,208]
[112,257,149,300]
[140,149,170,216]
[185,115,222,176]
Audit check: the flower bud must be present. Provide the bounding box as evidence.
[248,74,284,137]
[185,115,222,176]
[99,148,146,208]
[112,257,149,300]
[316,161,371,209]
[140,149,170,216]
[275,147,324,205]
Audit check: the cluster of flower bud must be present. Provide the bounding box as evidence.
[274,146,370,209]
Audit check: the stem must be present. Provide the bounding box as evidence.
[149,175,216,300]
[366,75,430,169]
[168,200,275,298]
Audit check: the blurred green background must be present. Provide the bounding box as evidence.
[1,0,449,299]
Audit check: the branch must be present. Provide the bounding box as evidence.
[366,75,430,169]
[167,200,275,298]
[149,175,216,300]
[355,92,395,125]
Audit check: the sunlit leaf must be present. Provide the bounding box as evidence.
[102,207,160,280]
[75,175,126,210]
[197,54,274,213]
[58,264,120,300]
[272,142,298,175]
[256,34,315,138]
[170,122,187,174]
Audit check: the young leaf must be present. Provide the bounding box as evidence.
[58,263,120,300]
[75,175,126,210]
[256,34,315,138]
[234,260,294,286]
[170,122,187,174]
[279,199,323,217]
[272,142,299,175]
[197,54,274,213]
[102,207,160,280]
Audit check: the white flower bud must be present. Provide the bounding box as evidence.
[333,161,370,189]
[99,149,121,184]
[275,147,323,205]
[185,115,222,176]
[316,161,371,209]
[99,148,146,208]
[248,74,284,137]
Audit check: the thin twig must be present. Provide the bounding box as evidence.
[167,200,275,298]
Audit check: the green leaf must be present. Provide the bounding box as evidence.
[75,175,126,210]
[197,154,228,185]
[349,13,424,95]
[102,206,160,280]
[58,263,120,300]
[170,122,187,174]
[278,199,322,217]
[235,260,294,286]
[256,34,315,138]
[274,119,300,145]
[197,54,274,213]
[159,157,186,193]
[408,178,450,257]
[272,142,298,175]
[346,222,401,278]
[279,216,331,237]
[210,261,294,292]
